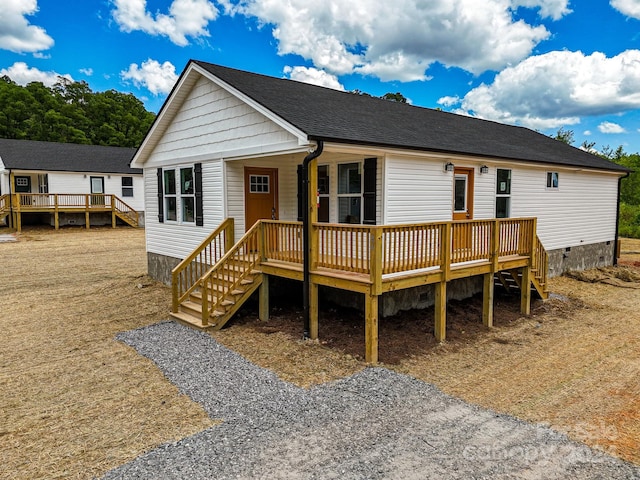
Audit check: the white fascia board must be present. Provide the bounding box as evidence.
[192,64,310,146]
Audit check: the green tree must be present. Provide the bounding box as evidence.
[0,75,155,147]
[553,127,575,145]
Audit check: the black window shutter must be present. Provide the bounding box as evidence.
[363,157,377,225]
[195,163,203,226]
[157,168,164,223]
[296,164,303,221]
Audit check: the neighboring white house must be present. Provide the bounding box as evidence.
[0,139,144,227]
[131,61,629,286]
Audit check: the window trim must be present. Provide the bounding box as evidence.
[495,168,511,218]
[337,161,363,224]
[121,176,134,197]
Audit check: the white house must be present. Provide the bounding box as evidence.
[129,61,629,361]
[0,139,144,228]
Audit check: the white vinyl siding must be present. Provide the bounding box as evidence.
[510,167,619,250]
[144,159,224,259]
[383,155,453,224]
[145,76,301,166]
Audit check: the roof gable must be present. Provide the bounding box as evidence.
[0,139,139,174]
[194,61,629,174]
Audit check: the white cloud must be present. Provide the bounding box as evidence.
[233,0,552,81]
[0,62,72,86]
[598,121,627,133]
[79,68,94,76]
[283,66,344,91]
[111,0,218,46]
[438,96,461,107]
[0,0,54,53]
[583,130,592,136]
[449,50,640,130]
[610,0,640,19]
[120,59,178,95]
[511,0,572,20]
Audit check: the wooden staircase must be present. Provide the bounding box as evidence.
[495,235,549,299]
[113,196,139,227]
[0,195,9,225]
[170,219,264,330]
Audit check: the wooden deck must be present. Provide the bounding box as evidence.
[3,193,139,230]
[170,218,548,363]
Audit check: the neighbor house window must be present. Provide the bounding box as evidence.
[338,162,362,223]
[496,169,511,218]
[546,172,559,189]
[163,169,177,221]
[180,167,195,223]
[121,176,134,197]
[318,165,330,222]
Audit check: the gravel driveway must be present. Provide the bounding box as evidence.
[103,321,640,479]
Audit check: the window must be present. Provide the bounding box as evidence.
[546,172,559,189]
[318,165,330,222]
[338,162,362,223]
[496,169,511,218]
[121,176,134,197]
[180,167,195,223]
[249,175,270,193]
[163,169,177,221]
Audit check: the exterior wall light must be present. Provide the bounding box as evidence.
[444,162,455,172]
[480,165,489,174]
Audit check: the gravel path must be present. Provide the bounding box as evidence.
[103,321,640,479]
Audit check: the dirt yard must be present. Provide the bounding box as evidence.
[1,228,639,478]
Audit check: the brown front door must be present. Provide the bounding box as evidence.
[452,167,474,221]
[244,167,278,230]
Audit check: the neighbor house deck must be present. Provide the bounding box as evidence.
[170,217,548,363]
[0,193,139,230]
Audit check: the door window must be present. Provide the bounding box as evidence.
[454,174,467,212]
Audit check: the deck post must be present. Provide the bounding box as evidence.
[54,194,59,230]
[371,227,383,295]
[111,198,116,228]
[520,266,531,315]
[258,274,269,321]
[15,194,22,233]
[434,281,446,341]
[365,292,378,363]
[482,272,494,327]
[85,195,90,230]
[442,223,452,281]
[309,282,319,340]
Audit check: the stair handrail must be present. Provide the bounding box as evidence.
[199,220,262,325]
[112,195,139,226]
[171,218,235,312]
[0,194,8,216]
[532,234,549,292]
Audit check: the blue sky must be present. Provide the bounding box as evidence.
[2,1,640,154]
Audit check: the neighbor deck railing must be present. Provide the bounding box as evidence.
[0,194,9,217]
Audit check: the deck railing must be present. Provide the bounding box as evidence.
[200,221,262,325]
[0,194,9,217]
[171,218,234,312]
[258,218,542,282]
[113,196,139,226]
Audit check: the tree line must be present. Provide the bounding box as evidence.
[0,76,155,148]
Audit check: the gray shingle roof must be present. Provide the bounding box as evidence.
[195,61,629,173]
[0,138,140,174]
